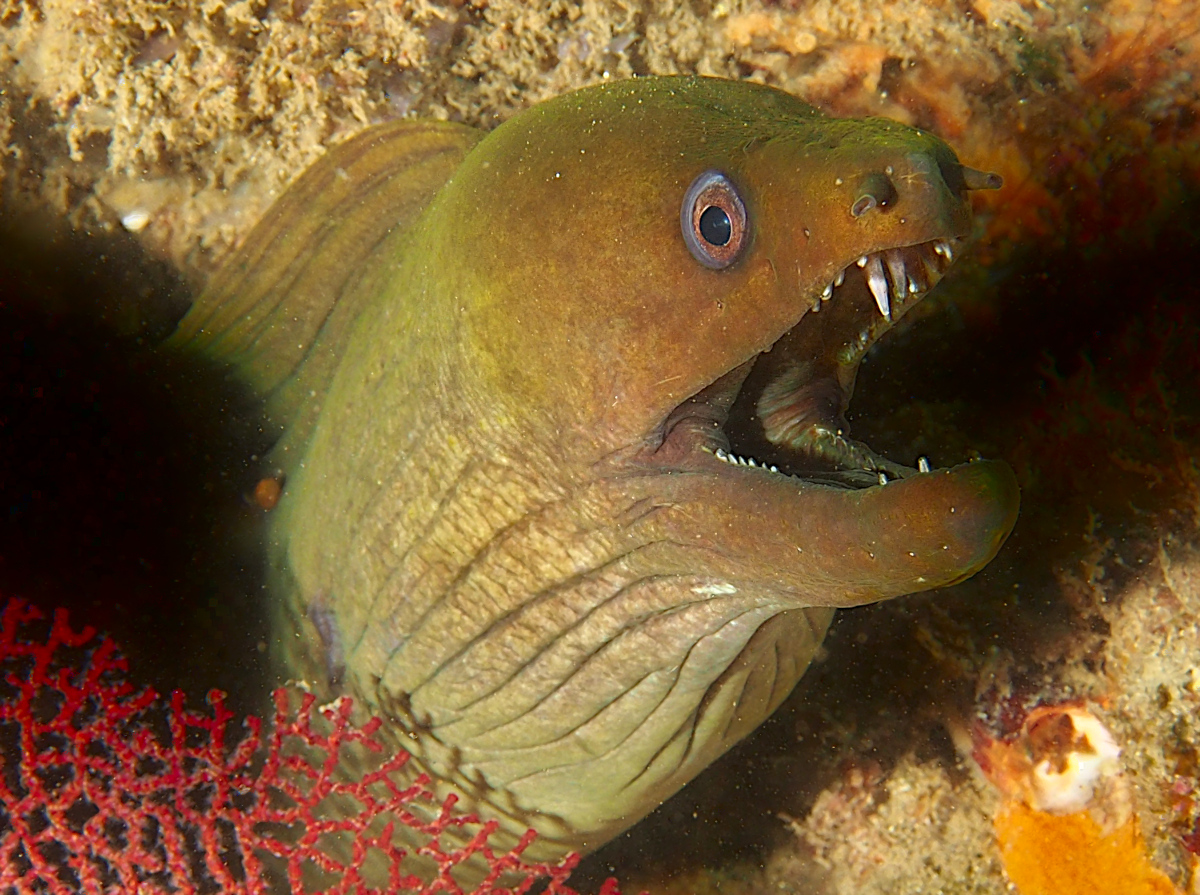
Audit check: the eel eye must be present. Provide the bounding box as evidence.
[681,170,749,270]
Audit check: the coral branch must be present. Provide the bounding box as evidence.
[0,597,617,895]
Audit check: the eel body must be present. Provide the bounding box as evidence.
[174,76,1019,863]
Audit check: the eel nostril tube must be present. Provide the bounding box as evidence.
[962,166,1004,190]
[851,171,898,217]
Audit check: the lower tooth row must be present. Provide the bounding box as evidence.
[714,448,779,473]
[714,447,934,479]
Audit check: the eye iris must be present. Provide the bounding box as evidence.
[680,170,749,270]
[698,205,732,246]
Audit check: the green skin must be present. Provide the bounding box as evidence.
[176,76,1019,862]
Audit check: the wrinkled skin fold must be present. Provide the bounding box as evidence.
[173,76,1019,864]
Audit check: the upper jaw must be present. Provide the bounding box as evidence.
[818,236,963,347]
[633,230,966,485]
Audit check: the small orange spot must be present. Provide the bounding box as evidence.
[253,477,282,511]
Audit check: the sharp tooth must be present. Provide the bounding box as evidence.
[934,240,954,263]
[918,456,931,473]
[864,254,891,320]
[769,465,778,473]
[856,255,869,267]
[822,282,833,300]
[884,250,907,301]
[920,244,938,270]
[908,277,920,294]
[834,270,845,287]
[748,457,757,467]
[878,472,889,485]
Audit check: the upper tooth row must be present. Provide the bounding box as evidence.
[812,239,955,321]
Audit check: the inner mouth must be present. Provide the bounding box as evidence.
[656,235,963,487]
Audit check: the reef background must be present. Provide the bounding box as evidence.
[2,2,1200,894]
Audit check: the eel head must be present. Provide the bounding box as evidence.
[254,76,1019,862]
[450,76,1019,613]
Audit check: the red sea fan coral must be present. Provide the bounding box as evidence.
[0,598,621,895]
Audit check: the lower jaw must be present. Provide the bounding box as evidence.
[622,452,1021,608]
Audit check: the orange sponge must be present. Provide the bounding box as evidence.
[995,799,1178,895]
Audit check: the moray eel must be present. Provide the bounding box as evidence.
[174,76,1018,864]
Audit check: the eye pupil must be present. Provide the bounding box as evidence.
[698,205,732,246]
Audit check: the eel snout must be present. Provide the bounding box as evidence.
[646,456,1020,609]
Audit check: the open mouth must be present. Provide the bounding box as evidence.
[650,234,964,487]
